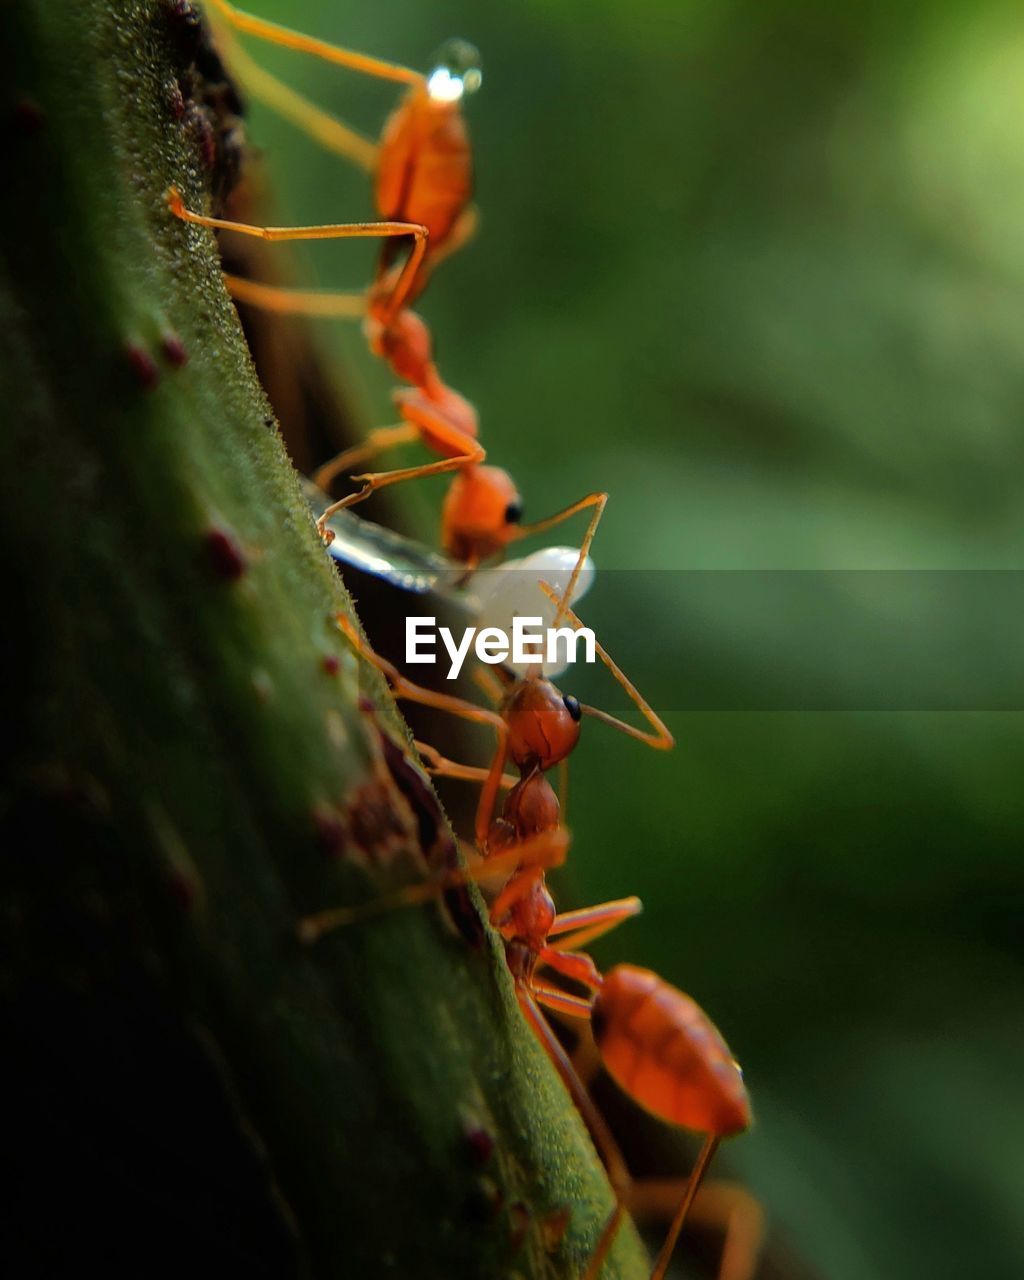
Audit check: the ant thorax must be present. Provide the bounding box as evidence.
[473,546,595,678]
[497,879,557,973]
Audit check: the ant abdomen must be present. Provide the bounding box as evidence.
[593,964,752,1139]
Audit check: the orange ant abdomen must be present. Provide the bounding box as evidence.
[593,965,752,1138]
[501,680,582,772]
[375,89,473,254]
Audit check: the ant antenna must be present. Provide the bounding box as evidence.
[537,583,674,750]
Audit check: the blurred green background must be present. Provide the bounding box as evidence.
[221,2,1024,1277]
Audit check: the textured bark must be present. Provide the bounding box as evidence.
[0,2,648,1276]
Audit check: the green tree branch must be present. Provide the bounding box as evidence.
[0,2,649,1276]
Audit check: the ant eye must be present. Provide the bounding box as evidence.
[563,694,581,722]
[504,500,523,525]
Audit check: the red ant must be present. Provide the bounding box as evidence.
[325,587,672,865]
[519,947,755,1280]
[306,856,755,1279]
[202,0,481,313]
[169,4,609,587]
[305,810,757,1278]
[300,629,751,1277]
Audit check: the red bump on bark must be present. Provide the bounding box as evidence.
[161,0,202,60]
[203,527,247,581]
[123,340,160,390]
[463,1124,495,1167]
[166,79,186,121]
[322,654,341,676]
[312,805,347,857]
[185,103,216,172]
[163,0,198,20]
[160,330,188,368]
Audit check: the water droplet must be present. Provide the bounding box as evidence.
[427,38,482,103]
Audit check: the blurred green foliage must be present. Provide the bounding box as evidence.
[223,1,1024,1276]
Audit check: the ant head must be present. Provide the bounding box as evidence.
[441,465,522,563]
[502,679,581,771]
[427,39,482,104]
[366,302,434,387]
[502,767,560,838]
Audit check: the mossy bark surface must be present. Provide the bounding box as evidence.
[0,2,648,1276]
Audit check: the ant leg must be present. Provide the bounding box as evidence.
[371,209,477,307]
[313,424,417,492]
[317,443,484,529]
[488,823,584,925]
[206,0,423,88]
[166,186,428,327]
[298,826,570,942]
[530,982,596,1019]
[649,1135,722,1280]
[517,987,630,1188]
[537,584,674,752]
[534,898,641,991]
[224,273,367,319]
[327,394,488,504]
[335,615,507,844]
[569,1021,604,1092]
[628,1180,764,1280]
[317,397,486,530]
[478,827,571,888]
[546,896,644,952]
[535,947,603,992]
[317,384,486,526]
[215,32,378,171]
[512,491,607,624]
[516,987,633,1279]
[403,205,479,290]
[413,740,517,791]
[470,665,507,706]
[582,1206,626,1280]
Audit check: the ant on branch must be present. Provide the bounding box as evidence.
[300,620,751,1278]
[321,575,672,862]
[168,2,608,594]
